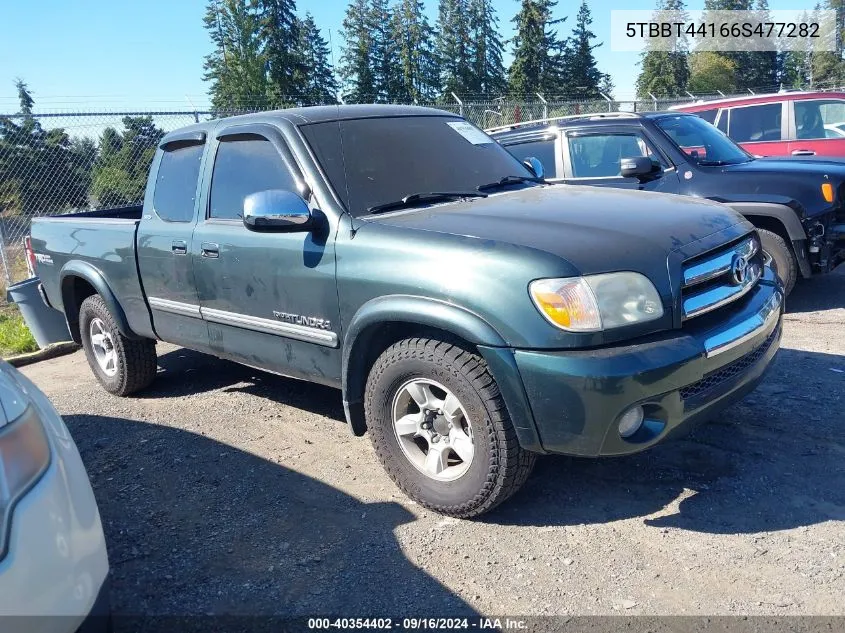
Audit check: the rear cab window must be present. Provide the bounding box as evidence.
[152,144,204,222]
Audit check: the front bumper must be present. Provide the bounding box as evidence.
[489,271,783,457]
[0,373,109,632]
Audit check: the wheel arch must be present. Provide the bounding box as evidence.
[341,295,507,437]
[725,202,812,278]
[59,261,139,344]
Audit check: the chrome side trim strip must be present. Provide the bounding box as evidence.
[683,236,758,287]
[704,289,782,358]
[201,307,339,347]
[148,297,202,317]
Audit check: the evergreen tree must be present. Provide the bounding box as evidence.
[91,117,165,207]
[0,81,92,217]
[744,0,778,92]
[369,0,402,102]
[340,0,377,102]
[560,0,605,97]
[255,0,305,105]
[436,0,474,96]
[636,0,690,98]
[203,0,269,110]
[391,0,439,101]
[701,0,754,91]
[779,10,815,88]
[508,0,565,96]
[468,0,507,95]
[812,0,845,89]
[298,13,339,105]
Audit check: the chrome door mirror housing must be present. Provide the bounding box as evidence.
[243,189,312,232]
[523,157,545,180]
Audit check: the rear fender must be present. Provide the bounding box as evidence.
[59,261,139,343]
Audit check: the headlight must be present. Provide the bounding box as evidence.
[529,272,664,332]
[0,373,51,559]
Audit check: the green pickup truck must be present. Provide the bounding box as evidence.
[31,105,783,517]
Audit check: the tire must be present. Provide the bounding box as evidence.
[758,228,797,295]
[79,295,157,396]
[365,337,536,518]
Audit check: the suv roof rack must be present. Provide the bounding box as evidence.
[485,111,642,134]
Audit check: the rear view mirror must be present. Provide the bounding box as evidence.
[620,156,657,180]
[243,190,312,232]
[523,157,545,180]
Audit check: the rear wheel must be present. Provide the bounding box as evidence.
[79,295,157,396]
[365,337,535,518]
[758,228,797,295]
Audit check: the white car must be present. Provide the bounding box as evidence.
[0,360,109,632]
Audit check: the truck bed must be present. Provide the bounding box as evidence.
[30,206,154,340]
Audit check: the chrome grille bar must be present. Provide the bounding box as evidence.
[683,236,758,287]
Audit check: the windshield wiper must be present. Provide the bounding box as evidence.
[367,191,487,215]
[477,175,545,192]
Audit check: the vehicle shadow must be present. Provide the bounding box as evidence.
[485,346,845,532]
[786,265,845,313]
[124,342,843,537]
[65,414,476,627]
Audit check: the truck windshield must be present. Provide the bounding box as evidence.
[655,114,752,166]
[300,116,538,217]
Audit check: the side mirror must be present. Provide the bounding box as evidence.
[523,157,545,180]
[620,156,658,180]
[243,189,312,232]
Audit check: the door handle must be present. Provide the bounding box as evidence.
[201,242,219,258]
[171,240,187,255]
[791,149,816,156]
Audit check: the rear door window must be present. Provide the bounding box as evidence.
[504,138,558,178]
[727,104,782,143]
[152,144,204,222]
[209,137,298,220]
[794,99,845,140]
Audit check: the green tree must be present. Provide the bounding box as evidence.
[369,0,403,101]
[468,0,507,95]
[779,10,815,88]
[812,0,845,89]
[636,0,690,98]
[298,13,339,105]
[91,117,165,207]
[744,0,778,92]
[255,0,305,105]
[0,81,92,218]
[340,0,377,102]
[688,51,737,94]
[391,0,439,101]
[436,0,474,96]
[203,0,269,111]
[560,0,606,97]
[508,0,565,96]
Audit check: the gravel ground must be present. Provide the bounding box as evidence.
[20,269,845,620]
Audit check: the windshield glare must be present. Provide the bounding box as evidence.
[300,116,536,217]
[656,115,752,165]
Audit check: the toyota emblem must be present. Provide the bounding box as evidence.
[731,254,749,285]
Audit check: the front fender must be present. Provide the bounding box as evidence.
[340,295,507,436]
[721,201,807,242]
[60,260,138,343]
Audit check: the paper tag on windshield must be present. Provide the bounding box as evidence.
[446,121,493,145]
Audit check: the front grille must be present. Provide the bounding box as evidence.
[679,327,778,407]
[680,233,764,321]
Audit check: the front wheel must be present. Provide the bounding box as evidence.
[79,295,157,396]
[758,228,798,295]
[364,338,536,518]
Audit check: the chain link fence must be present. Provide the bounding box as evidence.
[0,94,716,287]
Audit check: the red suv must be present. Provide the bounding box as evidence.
[672,91,845,158]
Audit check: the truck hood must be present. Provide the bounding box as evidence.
[723,157,845,175]
[368,185,746,278]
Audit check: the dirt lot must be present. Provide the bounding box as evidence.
[20,269,845,620]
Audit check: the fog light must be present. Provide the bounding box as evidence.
[618,406,644,438]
